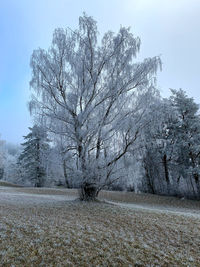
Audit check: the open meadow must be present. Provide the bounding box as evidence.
[0,185,200,266]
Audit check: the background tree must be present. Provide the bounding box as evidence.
[169,89,200,198]
[29,13,161,200]
[18,125,50,187]
[0,138,6,179]
[3,143,21,183]
[53,134,74,188]
[140,89,200,199]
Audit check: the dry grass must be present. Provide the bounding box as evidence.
[99,190,200,212]
[0,180,23,187]
[0,187,200,266]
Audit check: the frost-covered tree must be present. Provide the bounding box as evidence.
[29,13,161,200]
[140,98,178,194]
[140,89,200,199]
[0,138,6,179]
[52,134,74,188]
[3,143,21,183]
[18,125,50,187]
[169,89,200,198]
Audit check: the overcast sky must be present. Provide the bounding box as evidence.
[0,0,200,144]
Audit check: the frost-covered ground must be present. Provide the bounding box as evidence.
[0,187,76,205]
[0,187,200,266]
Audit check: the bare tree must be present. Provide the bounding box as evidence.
[29,13,161,200]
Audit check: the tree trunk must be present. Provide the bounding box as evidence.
[79,182,99,201]
[0,168,4,180]
[163,154,170,193]
[144,164,155,194]
[63,159,70,188]
[189,175,196,197]
[194,173,200,198]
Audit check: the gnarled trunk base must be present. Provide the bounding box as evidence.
[79,182,99,201]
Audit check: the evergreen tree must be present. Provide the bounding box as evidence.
[142,89,200,198]
[18,125,50,187]
[170,89,200,197]
[141,90,200,198]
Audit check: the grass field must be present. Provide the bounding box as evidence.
[0,186,200,266]
[0,180,23,187]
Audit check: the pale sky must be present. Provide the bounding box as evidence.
[0,0,200,143]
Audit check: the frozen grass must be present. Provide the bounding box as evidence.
[0,187,200,266]
[99,190,200,210]
[0,180,23,187]
[99,190,200,218]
